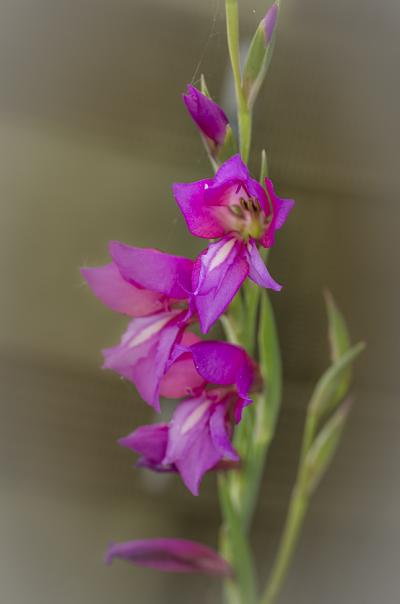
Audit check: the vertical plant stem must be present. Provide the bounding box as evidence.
[219,475,258,604]
[225,0,252,162]
[241,291,282,529]
[260,488,308,604]
[259,409,317,604]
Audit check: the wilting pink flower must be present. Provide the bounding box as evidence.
[105,538,233,577]
[173,154,294,331]
[81,242,204,411]
[183,84,229,149]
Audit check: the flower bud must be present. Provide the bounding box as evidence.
[182,84,229,148]
[105,538,234,577]
[242,2,280,107]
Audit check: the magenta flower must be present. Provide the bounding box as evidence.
[164,389,239,495]
[173,154,294,331]
[183,84,229,149]
[81,242,204,411]
[171,340,255,422]
[105,538,233,577]
[121,389,240,495]
[119,423,173,473]
[119,340,254,494]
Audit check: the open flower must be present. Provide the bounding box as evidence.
[163,389,240,495]
[120,388,240,495]
[105,538,233,577]
[119,340,255,494]
[173,154,294,332]
[81,242,204,411]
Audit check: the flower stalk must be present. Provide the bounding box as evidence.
[225,0,252,162]
[81,2,364,603]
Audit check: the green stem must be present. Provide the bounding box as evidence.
[225,0,251,162]
[260,488,308,604]
[219,475,258,604]
[259,408,317,604]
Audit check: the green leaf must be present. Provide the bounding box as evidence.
[324,290,351,362]
[200,73,210,98]
[242,2,279,108]
[218,475,258,604]
[217,124,238,163]
[224,290,244,345]
[258,290,282,433]
[304,400,352,494]
[240,279,261,356]
[309,341,365,420]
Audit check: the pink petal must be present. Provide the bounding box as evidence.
[102,313,182,411]
[105,538,233,577]
[183,85,228,146]
[118,424,169,469]
[246,241,282,291]
[81,263,163,317]
[189,341,254,401]
[172,180,226,239]
[209,403,239,461]
[109,241,193,299]
[164,395,220,495]
[214,154,250,184]
[261,179,295,248]
[192,237,249,333]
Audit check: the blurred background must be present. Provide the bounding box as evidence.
[0,0,399,602]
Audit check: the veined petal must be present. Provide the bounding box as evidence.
[109,241,193,299]
[81,263,163,317]
[105,538,233,577]
[102,312,182,411]
[261,178,295,248]
[172,180,226,239]
[189,341,254,401]
[247,241,282,291]
[160,331,205,398]
[164,395,220,495]
[192,237,248,333]
[214,154,250,184]
[118,424,170,471]
[209,403,239,461]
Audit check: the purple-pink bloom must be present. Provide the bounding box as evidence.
[164,389,239,495]
[172,340,256,421]
[82,243,204,411]
[105,538,233,577]
[119,341,254,493]
[183,84,229,148]
[102,317,205,412]
[173,154,294,331]
[119,423,172,473]
[263,2,279,44]
[191,235,280,332]
[119,389,240,495]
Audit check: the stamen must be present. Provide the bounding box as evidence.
[228,204,244,218]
